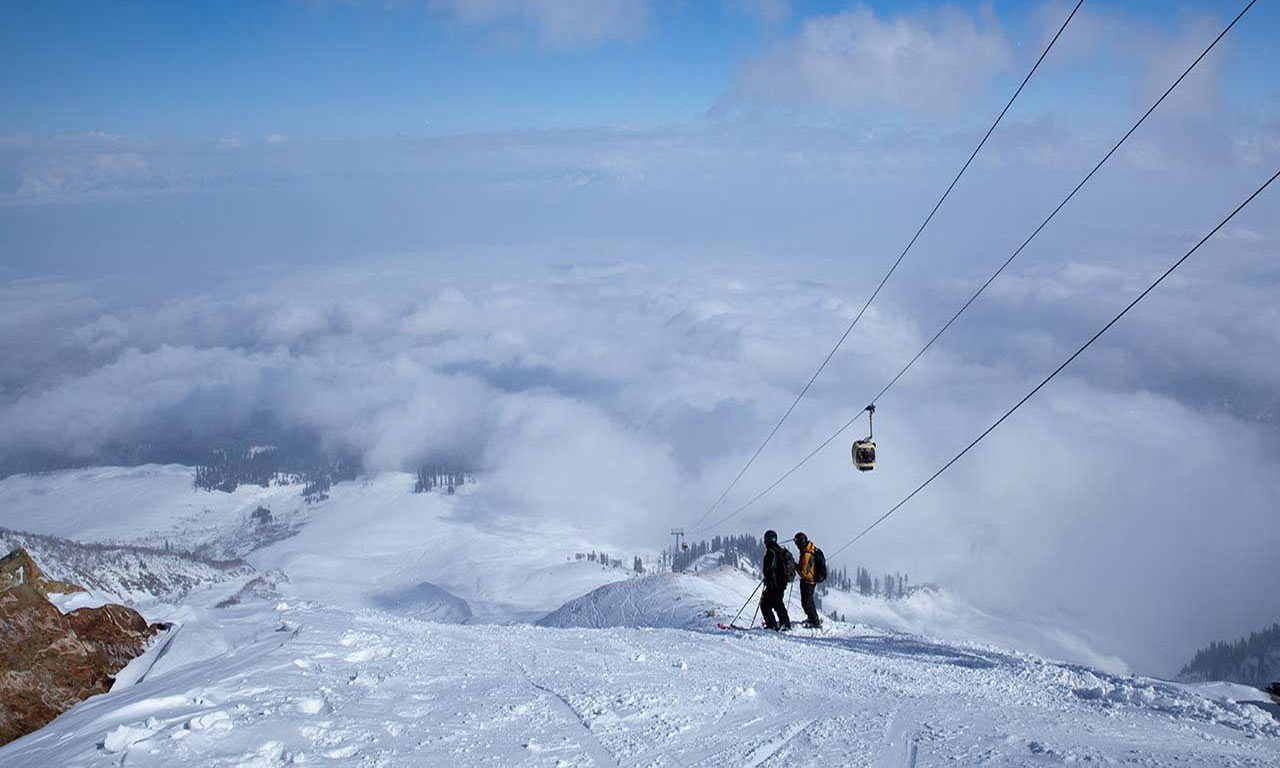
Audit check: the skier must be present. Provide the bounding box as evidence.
[759,530,792,631]
[794,531,822,628]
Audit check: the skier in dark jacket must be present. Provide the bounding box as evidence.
[759,530,792,631]
[794,531,822,628]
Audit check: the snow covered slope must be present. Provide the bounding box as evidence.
[0,527,251,604]
[0,465,305,550]
[538,567,756,629]
[0,466,637,622]
[4,599,1277,766]
[818,586,1132,675]
[538,566,1132,675]
[243,473,640,622]
[2,465,1277,766]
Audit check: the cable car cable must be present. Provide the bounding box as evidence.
[828,166,1280,559]
[865,0,1260,411]
[686,0,1087,533]
[695,0,1258,534]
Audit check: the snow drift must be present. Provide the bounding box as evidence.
[538,567,761,629]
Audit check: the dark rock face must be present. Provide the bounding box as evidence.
[0,549,161,747]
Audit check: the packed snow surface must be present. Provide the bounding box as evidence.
[5,600,1278,766]
[1,465,1277,766]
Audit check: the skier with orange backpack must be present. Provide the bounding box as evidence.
[794,531,827,628]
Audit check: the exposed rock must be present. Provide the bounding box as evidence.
[0,549,161,747]
[1267,682,1280,705]
[0,548,83,598]
[216,569,289,609]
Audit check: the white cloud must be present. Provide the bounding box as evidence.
[429,0,653,48]
[724,3,1012,117]
[16,151,152,201]
[729,0,792,26]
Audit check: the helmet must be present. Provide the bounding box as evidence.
[793,532,807,546]
[764,530,778,543]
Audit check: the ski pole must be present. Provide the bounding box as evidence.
[728,580,763,628]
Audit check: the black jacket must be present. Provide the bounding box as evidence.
[762,542,789,589]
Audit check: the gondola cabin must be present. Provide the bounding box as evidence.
[852,439,876,472]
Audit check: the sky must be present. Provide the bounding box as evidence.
[1,0,1279,675]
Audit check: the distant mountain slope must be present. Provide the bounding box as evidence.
[0,466,638,622]
[0,528,251,603]
[0,464,311,552]
[1178,623,1280,688]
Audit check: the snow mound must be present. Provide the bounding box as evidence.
[369,581,472,623]
[537,567,758,629]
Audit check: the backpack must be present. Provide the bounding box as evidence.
[812,547,827,584]
[781,547,797,584]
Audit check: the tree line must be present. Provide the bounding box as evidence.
[574,551,625,570]
[412,461,475,495]
[193,445,360,501]
[670,533,915,601]
[1178,623,1280,687]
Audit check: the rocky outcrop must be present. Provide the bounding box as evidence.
[0,548,83,597]
[1267,682,1280,705]
[215,569,289,609]
[0,548,162,747]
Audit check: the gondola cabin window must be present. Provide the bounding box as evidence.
[853,440,876,472]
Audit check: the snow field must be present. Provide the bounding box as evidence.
[0,464,302,547]
[0,467,640,623]
[1,465,1277,766]
[4,599,1278,766]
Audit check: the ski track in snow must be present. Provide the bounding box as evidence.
[5,601,1278,767]
[520,664,620,767]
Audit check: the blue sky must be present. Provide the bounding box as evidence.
[3,0,1276,139]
